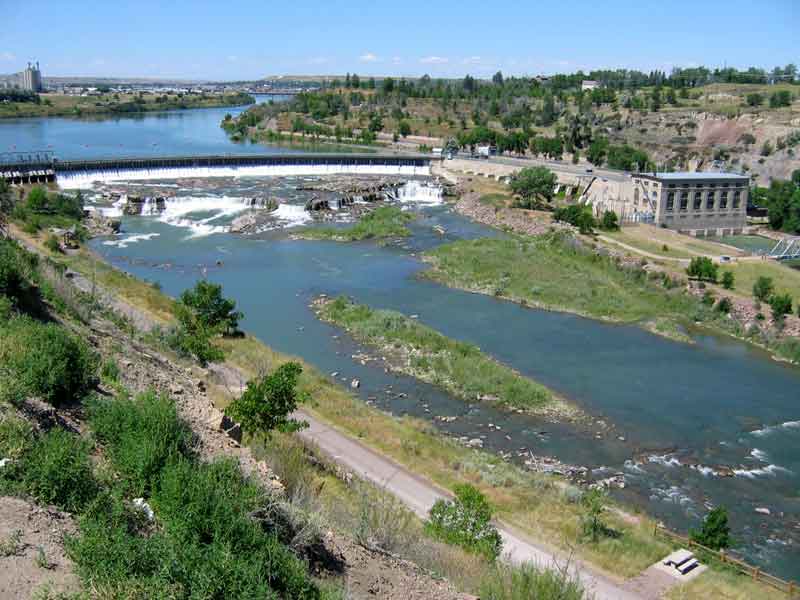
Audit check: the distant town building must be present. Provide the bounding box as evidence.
[0,61,43,92]
[585,172,749,235]
[581,80,600,91]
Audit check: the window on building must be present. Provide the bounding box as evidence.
[693,192,702,210]
[666,192,675,211]
[680,192,689,211]
[733,191,741,209]
[706,192,715,210]
[720,191,729,209]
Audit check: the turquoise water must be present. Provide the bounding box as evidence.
[2,106,799,578]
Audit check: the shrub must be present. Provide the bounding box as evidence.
[167,311,225,366]
[479,561,585,600]
[701,291,715,306]
[224,362,309,439]
[16,428,97,512]
[87,392,194,495]
[715,297,733,313]
[690,506,731,550]
[509,166,557,208]
[44,234,61,254]
[721,271,735,290]
[553,204,596,234]
[0,239,28,304]
[753,276,774,302]
[426,483,503,560]
[0,317,97,406]
[769,293,793,320]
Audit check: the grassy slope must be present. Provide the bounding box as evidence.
[297,206,414,241]
[36,230,786,595]
[422,234,699,324]
[316,296,579,419]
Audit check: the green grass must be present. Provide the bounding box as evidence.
[297,205,414,241]
[317,296,577,418]
[423,233,700,324]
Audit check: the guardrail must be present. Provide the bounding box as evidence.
[654,525,797,597]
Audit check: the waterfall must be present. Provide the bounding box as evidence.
[57,163,431,189]
[394,180,443,205]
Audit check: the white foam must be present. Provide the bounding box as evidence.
[57,163,431,189]
[649,485,695,507]
[751,448,769,463]
[270,203,312,228]
[623,460,646,474]
[733,464,792,478]
[102,233,160,248]
[156,195,251,238]
[750,420,800,437]
[647,454,682,468]
[690,464,718,477]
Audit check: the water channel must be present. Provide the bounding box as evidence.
[2,102,798,578]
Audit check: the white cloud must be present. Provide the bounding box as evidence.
[1,52,16,61]
[359,52,379,63]
[420,56,448,65]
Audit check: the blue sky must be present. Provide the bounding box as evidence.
[1,0,797,80]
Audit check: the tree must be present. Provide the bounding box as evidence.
[492,71,504,86]
[721,271,735,290]
[587,138,609,166]
[553,205,596,234]
[600,210,619,230]
[769,293,793,320]
[769,90,792,108]
[686,256,718,283]
[581,488,609,543]
[178,280,242,336]
[690,506,731,550]
[753,276,774,302]
[426,484,503,560]
[509,167,557,209]
[398,120,411,138]
[25,187,49,213]
[224,362,309,439]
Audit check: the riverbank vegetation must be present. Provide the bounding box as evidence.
[423,233,700,325]
[11,230,789,598]
[296,205,414,242]
[315,296,579,419]
[0,91,254,119]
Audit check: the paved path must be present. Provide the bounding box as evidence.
[300,415,643,600]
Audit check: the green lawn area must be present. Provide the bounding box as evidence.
[423,234,699,324]
[605,230,693,259]
[726,259,800,300]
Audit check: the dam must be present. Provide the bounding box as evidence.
[0,152,434,188]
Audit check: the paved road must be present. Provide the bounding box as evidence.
[455,153,630,183]
[299,414,644,600]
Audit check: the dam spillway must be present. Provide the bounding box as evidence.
[0,153,434,188]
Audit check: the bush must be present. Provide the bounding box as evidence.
[225,362,309,439]
[721,271,735,290]
[769,293,793,320]
[16,428,97,512]
[167,310,225,366]
[44,233,61,254]
[0,239,28,306]
[753,276,774,302]
[0,316,97,406]
[87,392,194,495]
[553,205,596,234]
[715,297,733,313]
[479,561,585,600]
[690,506,731,550]
[580,488,609,542]
[426,484,503,560]
[509,166,557,208]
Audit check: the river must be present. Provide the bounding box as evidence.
[2,104,798,579]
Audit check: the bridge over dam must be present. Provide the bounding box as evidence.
[0,152,434,188]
